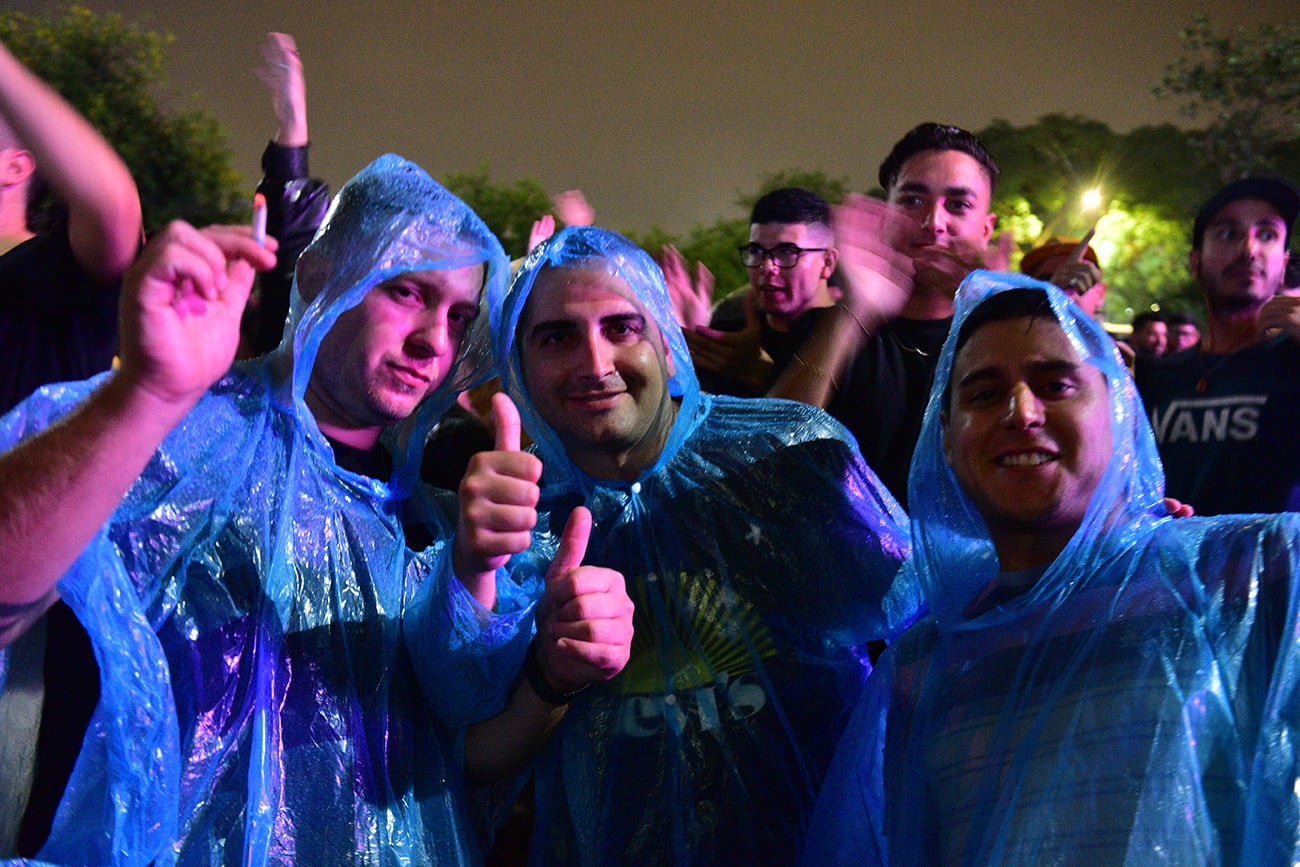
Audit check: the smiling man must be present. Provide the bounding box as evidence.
[0,156,631,864]
[1137,177,1300,515]
[767,123,1000,507]
[456,225,920,864]
[804,274,1300,866]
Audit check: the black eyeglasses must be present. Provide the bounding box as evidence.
[738,243,829,269]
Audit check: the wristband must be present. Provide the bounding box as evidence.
[524,638,589,705]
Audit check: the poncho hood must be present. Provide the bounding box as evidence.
[278,153,507,495]
[908,271,1166,628]
[487,225,702,492]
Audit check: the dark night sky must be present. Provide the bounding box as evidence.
[13,1,1299,234]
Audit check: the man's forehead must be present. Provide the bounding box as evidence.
[894,149,992,194]
[954,314,1082,375]
[525,266,647,319]
[749,221,826,241]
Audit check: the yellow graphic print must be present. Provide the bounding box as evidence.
[614,568,778,696]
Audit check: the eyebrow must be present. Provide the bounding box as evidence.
[528,312,647,340]
[956,359,1082,390]
[897,181,978,198]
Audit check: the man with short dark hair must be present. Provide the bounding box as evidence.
[804,275,1300,865]
[1164,310,1201,353]
[1128,311,1168,356]
[458,225,919,864]
[669,187,839,396]
[766,122,1000,506]
[1137,176,1300,515]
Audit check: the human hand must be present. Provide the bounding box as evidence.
[455,393,544,583]
[255,32,307,147]
[533,506,634,692]
[833,194,915,322]
[984,230,1015,272]
[1163,497,1194,518]
[1051,260,1103,296]
[552,189,594,227]
[683,293,775,392]
[118,222,277,410]
[528,214,556,252]
[663,245,713,330]
[1259,292,1300,342]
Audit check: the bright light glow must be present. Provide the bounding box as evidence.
[1082,188,1103,212]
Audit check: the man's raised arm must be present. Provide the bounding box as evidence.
[0,40,141,282]
[0,223,275,645]
[768,194,914,407]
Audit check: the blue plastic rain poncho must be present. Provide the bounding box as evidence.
[0,155,525,865]
[476,226,920,865]
[803,272,1300,865]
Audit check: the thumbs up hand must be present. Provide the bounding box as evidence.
[454,393,544,607]
[532,506,635,695]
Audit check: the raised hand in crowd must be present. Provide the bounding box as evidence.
[529,214,556,252]
[0,223,276,644]
[833,193,915,327]
[983,230,1016,272]
[663,243,713,330]
[255,31,307,148]
[552,189,595,227]
[1260,289,1300,342]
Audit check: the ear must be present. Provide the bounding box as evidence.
[981,212,998,247]
[820,247,839,280]
[664,339,676,378]
[0,147,34,190]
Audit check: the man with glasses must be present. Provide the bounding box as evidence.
[668,187,840,397]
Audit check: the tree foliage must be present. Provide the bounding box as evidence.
[440,163,553,260]
[0,4,245,230]
[1156,14,1300,182]
[978,115,1222,318]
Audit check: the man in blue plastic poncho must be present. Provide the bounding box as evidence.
[803,273,1300,865]
[453,225,920,865]
[0,156,632,865]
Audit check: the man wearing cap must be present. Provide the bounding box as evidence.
[1020,237,1106,319]
[1137,176,1300,515]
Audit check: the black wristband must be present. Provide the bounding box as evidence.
[523,638,589,705]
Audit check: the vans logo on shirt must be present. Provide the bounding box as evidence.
[1149,395,1267,444]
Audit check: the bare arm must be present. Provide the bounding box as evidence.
[768,195,913,407]
[0,222,276,646]
[0,41,142,282]
[464,506,633,784]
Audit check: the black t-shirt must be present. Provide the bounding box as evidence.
[827,316,949,509]
[1136,337,1300,515]
[703,303,948,508]
[0,231,119,415]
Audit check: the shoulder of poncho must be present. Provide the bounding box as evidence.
[701,394,855,448]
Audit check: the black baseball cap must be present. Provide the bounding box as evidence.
[1192,176,1300,250]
